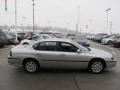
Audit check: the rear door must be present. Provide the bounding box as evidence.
[33,41,61,68]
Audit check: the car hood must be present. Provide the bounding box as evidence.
[74,39,88,43]
[87,48,112,58]
[104,38,113,41]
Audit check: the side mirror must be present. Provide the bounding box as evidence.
[77,49,82,53]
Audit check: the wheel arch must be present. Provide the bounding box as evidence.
[107,40,112,45]
[23,58,40,66]
[88,58,106,68]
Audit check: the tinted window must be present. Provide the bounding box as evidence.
[59,42,78,52]
[33,41,57,51]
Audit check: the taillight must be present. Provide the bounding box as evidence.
[10,51,12,56]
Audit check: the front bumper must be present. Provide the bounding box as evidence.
[101,40,107,44]
[8,56,22,66]
[106,60,117,68]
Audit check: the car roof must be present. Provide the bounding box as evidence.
[39,38,73,43]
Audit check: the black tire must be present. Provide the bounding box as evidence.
[88,60,105,74]
[23,59,40,73]
[0,44,4,47]
[107,41,112,45]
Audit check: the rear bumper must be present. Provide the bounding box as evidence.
[8,56,22,66]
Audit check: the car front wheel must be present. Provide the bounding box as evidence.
[89,60,105,74]
[24,59,40,73]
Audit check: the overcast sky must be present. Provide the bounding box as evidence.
[0,0,120,33]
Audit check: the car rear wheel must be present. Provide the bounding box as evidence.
[23,59,40,73]
[0,44,4,47]
[89,60,105,74]
[107,41,112,45]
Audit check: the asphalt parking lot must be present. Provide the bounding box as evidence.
[0,41,120,90]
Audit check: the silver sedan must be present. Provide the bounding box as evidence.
[8,38,117,74]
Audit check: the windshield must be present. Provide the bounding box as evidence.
[115,36,120,39]
[109,35,120,39]
[72,40,89,52]
[109,36,115,39]
[31,35,41,40]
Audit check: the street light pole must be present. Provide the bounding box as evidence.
[110,21,112,34]
[15,0,18,42]
[5,0,7,11]
[15,0,17,32]
[22,17,27,32]
[105,8,111,34]
[32,0,35,33]
[76,5,80,34]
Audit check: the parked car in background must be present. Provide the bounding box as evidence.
[52,33,66,38]
[111,38,120,47]
[20,34,56,45]
[8,38,116,74]
[24,32,35,39]
[72,34,89,47]
[86,34,95,40]
[66,33,75,39]
[0,30,8,47]
[4,31,19,45]
[39,32,65,38]
[6,34,16,45]
[92,33,108,43]
[17,32,26,42]
[101,35,120,45]
[6,31,27,44]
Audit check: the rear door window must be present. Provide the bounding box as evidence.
[33,41,57,51]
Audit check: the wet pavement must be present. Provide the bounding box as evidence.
[0,42,120,90]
